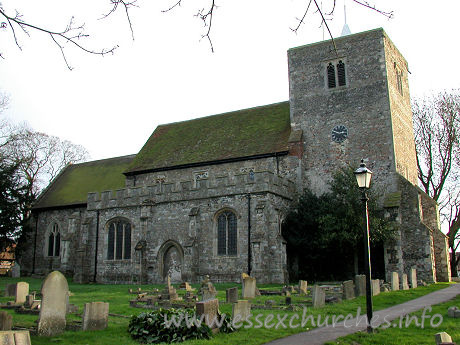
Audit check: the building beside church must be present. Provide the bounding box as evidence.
[22,28,451,284]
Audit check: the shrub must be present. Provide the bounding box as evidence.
[128,308,211,344]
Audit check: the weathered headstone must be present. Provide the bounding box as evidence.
[37,271,69,336]
[342,280,355,300]
[409,268,417,288]
[24,295,34,308]
[11,262,20,278]
[201,290,217,301]
[242,276,256,299]
[196,298,220,332]
[226,287,238,303]
[82,302,109,331]
[371,279,380,296]
[391,272,399,291]
[354,275,366,297]
[401,274,409,290]
[0,312,12,331]
[435,331,453,345]
[312,285,325,308]
[161,276,181,301]
[285,296,292,305]
[4,285,15,298]
[232,300,251,321]
[14,282,29,304]
[299,280,308,295]
[0,331,31,345]
[447,306,458,318]
[180,282,193,291]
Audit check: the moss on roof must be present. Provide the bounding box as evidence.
[33,155,135,210]
[125,101,291,174]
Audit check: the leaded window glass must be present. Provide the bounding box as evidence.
[217,211,237,255]
[327,63,336,88]
[337,60,346,86]
[107,220,132,260]
[47,223,60,257]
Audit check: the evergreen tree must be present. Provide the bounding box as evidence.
[0,159,28,251]
[282,167,395,282]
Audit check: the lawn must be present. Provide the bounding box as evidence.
[0,277,456,345]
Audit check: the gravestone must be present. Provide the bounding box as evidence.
[285,296,292,305]
[4,285,15,297]
[299,280,308,295]
[82,302,109,331]
[226,287,238,303]
[354,275,366,297]
[0,312,12,331]
[14,282,29,304]
[435,332,453,345]
[312,285,325,308]
[11,262,20,278]
[242,276,256,299]
[199,275,217,300]
[342,280,355,300]
[447,306,458,318]
[391,272,399,291]
[161,276,180,301]
[232,300,251,321]
[180,282,193,291]
[0,331,31,345]
[410,268,417,288]
[196,298,220,332]
[371,279,380,296]
[37,271,69,336]
[401,274,409,290]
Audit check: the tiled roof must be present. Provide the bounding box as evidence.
[125,101,291,174]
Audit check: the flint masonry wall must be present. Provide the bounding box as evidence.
[87,170,295,284]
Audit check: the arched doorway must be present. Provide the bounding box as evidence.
[158,241,183,283]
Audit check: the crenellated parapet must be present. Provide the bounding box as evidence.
[87,171,295,210]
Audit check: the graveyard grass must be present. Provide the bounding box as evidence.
[0,278,457,345]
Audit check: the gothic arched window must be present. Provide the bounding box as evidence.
[337,60,346,86]
[107,219,132,260]
[217,211,237,255]
[48,223,60,257]
[327,63,336,88]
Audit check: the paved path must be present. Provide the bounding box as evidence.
[263,284,460,345]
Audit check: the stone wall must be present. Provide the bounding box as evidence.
[288,28,400,196]
[84,170,294,284]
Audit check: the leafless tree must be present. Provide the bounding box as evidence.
[413,90,460,276]
[0,120,90,201]
[0,1,137,70]
[163,0,393,53]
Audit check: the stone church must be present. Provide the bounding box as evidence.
[22,28,451,284]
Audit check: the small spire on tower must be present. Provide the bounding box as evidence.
[341,0,351,36]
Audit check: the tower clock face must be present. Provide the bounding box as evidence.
[331,125,348,143]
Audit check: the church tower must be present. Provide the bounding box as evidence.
[287,28,418,195]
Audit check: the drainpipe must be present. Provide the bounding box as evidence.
[93,210,100,283]
[247,193,252,276]
[32,212,39,274]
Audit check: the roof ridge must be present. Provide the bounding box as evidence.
[157,100,289,128]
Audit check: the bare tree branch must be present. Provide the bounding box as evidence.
[195,0,216,53]
[0,3,130,70]
[351,0,393,19]
[100,0,138,41]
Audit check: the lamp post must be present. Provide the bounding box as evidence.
[354,159,373,333]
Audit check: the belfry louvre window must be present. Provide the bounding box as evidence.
[217,211,237,255]
[48,223,60,257]
[107,220,131,260]
[327,60,347,89]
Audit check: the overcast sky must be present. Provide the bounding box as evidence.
[1,0,459,160]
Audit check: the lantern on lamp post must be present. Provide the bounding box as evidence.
[354,159,374,333]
